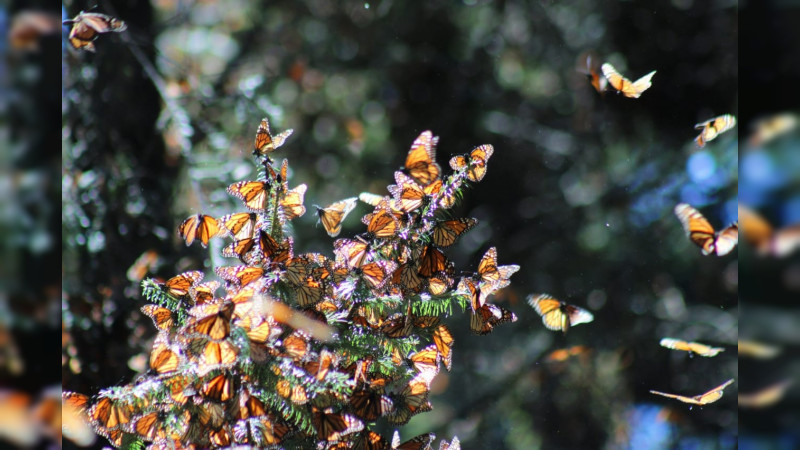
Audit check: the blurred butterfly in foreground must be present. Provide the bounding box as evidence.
[63,11,127,52]
[659,338,724,357]
[315,197,358,237]
[650,378,734,406]
[601,63,656,98]
[178,214,221,247]
[694,114,736,148]
[674,203,738,256]
[253,117,294,157]
[578,52,607,94]
[527,294,594,333]
[738,204,800,257]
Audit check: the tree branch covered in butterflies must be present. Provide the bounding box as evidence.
[63,118,518,449]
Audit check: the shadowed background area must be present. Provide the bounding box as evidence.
[0,0,793,448]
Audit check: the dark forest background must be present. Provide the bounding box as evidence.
[0,0,798,448]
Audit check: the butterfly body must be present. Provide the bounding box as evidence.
[63,11,127,52]
[694,114,736,148]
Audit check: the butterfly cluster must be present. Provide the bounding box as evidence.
[64,119,517,448]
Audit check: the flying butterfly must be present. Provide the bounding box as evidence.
[738,204,800,257]
[316,197,358,237]
[527,294,594,333]
[579,52,607,94]
[659,338,724,357]
[178,214,220,247]
[738,339,780,359]
[449,144,495,183]
[650,378,735,406]
[403,131,441,187]
[279,184,307,220]
[358,192,387,207]
[674,203,739,256]
[477,246,520,285]
[227,180,271,212]
[163,271,203,298]
[253,117,294,157]
[470,303,516,335]
[432,218,477,248]
[738,380,793,409]
[694,114,736,148]
[601,63,656,98]
[747,112,798,147]
[63,11,127,52]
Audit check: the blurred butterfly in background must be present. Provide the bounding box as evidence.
[659,338,724,357]
[9,11,62,52]
[694,114,736,148]
[674,203,738,256]
[403,131,441,187]
[738,203,800,257]
[178,214,221,247]
[601,63,656,98]
[63,11,127,52]
[449,144,494,182]
[579,52,607,94]
[253,117,294,157]
[650,378,734,406]
[747,112,798,147]
[315,197,358,237]
[738,380,793,409]
[737,339,780,359]
[527,294,594,333]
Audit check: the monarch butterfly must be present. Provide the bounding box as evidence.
[477,247,520,285]
[389,171,426,213]
[334,237,371,268]
[448,145,493,183]
[437,436,461,450]
[403,131,441,187]
[126,249,160,282]
[219,212,258,241]
[163,271,203,298]
[470,303,517,335]
[650,378,734,406]
[187,338,238,373]
[9,11,62,52]
[209,425,233,447]
[62,392,95,447]
[358,192,386,207]
[227,180,271,212]
[221,236,258,262]
[275,380,308,405]
[579,52,607,94]
[432,218,477,248]
[674,203,739,256]
[348,430,389,450]
[349,389,395,421]
[364,202,402,238]
[140,304,173,331]
[187,301,234,341]
[257,231,293,266]
[253,117,294,157]
[418,245,448,278]
[189,280,220,305]
[282,332,310,360]
[392,431,437,450]
[738,380,793,409]
[279,183,307,220]
[545,345,591,362]
[659,338,724,357]
[694,114,736,148]
[747,112,798,147]
[178,214,220,247]
[88,396,133,431]
[409,345,441,381]
[150,341,180,374]
[527,294,594,333]
[132,410,169,441]
[737,339,780,359]
[360,260,397,290]
[600,63,656,98]
[316,197,358,237]
[216,265,264,287]
[738,204,800,257]
[164,375,191,405]
[427,271,453,296]
[387,374,433,425]
[304,349,336,381]
[63,11,127,52]
[202,373,234,402]
[295,275,326,307]
[392,263,424,294]
[234,389,268,420]
[310,407,364,442]
[433,324,454,371]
